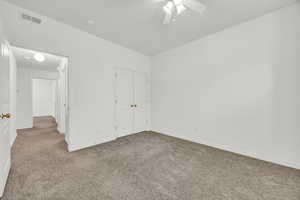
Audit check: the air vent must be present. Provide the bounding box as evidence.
[21,13,42,24]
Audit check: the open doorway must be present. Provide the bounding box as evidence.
[11,46,70,146]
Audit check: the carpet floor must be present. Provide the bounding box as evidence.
[2,129,300,200]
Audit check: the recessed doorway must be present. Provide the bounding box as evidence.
[11,46,70,147]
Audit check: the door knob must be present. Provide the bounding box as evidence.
[1,113,11,119]
[130,105,137,108]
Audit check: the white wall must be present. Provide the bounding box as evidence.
[0,1,151,151]
[17,68,58,129]
[32,79,56,117]
[152,3,300,169]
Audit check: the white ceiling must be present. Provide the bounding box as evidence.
[5,0,298,55]
[12,46,64,72]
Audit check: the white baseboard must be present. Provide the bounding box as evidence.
[152,129,300,170]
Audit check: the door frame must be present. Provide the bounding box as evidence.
[11,45,71,149]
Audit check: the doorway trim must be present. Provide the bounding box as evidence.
[11,44,71,149]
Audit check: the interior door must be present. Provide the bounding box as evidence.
[133,71,150,133]
[115,69,134,137]
[32,79,56,117]
[0,31,11,197]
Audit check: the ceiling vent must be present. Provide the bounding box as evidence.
[21,13,42,24]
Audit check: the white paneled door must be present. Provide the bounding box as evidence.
[32,78,56,117]
[0,30,11,197]
[115,68,149,138]
[115,69,134,137]
[133,71,150,133]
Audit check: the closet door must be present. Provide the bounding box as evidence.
[133,71,150,133]
[115,69,134,137]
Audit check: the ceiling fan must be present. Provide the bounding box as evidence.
[162,0,206,24]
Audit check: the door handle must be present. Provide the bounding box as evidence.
[130,105,137,108]
[1,113,11,119]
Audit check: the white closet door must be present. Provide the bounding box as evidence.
[115,69,134,137]
[134,71,150,133]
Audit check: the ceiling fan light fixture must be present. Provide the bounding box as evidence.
[162,0,205,25]
[176,4,186,14]
[163,1,174,14]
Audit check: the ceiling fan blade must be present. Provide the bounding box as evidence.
[163,12,172,24]
[183,0,206,13]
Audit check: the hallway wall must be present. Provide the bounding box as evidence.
[0,1,151,151]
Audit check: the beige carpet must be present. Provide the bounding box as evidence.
[2,129,300,200]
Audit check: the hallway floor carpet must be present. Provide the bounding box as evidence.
[2,130,300,200]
